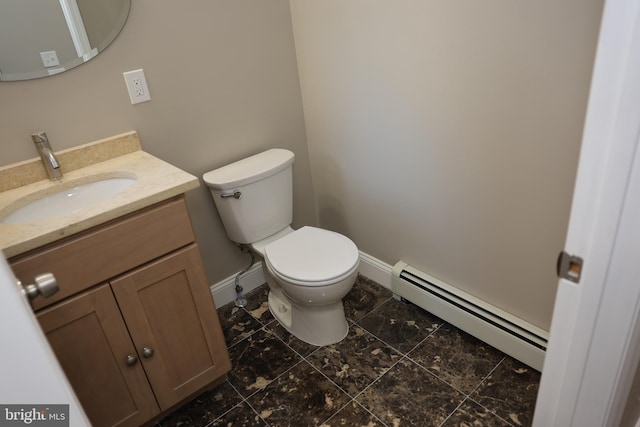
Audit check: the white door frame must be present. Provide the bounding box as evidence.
[533,0,640,425]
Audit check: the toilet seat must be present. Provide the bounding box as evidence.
[264,226,359,287]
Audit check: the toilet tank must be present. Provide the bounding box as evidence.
[203,149,295,244]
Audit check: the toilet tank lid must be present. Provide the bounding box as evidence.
[203,149,294,190]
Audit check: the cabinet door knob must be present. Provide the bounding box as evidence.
[125,355,138,366]
[21,273,59,300]
[142,347,154,358]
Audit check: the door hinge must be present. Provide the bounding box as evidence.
[557,251,583,283]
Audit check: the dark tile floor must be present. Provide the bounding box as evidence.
[159,275,540,427]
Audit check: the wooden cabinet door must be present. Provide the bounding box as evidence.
[37,284,159,427]
[111,244,231,410]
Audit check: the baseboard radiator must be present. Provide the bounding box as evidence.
[392,261,548,371]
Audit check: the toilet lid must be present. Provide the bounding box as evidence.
[264,226,359,285]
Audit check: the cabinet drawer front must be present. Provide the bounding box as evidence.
[37,284,159,427]
[12,197,195,311]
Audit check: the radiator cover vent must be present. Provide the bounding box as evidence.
[392,262,548,371]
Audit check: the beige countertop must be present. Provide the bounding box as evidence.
[0,131,199,258]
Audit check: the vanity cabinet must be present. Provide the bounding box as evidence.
[10,196,231,427]
[37,284,159,427]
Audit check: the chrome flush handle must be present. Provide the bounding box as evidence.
[220,190,242,199]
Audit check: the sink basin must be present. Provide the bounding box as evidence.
[1,175,136,224]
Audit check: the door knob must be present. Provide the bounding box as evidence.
[125,355,138,366]
[21,273,59,300]
[142,347,154,358]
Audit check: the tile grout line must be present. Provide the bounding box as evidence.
[352,312,445,360]
[219,305,266,350]
[466,355,506,397]
[349,295,395,326]
[234,357,310,425]
[225,379,272,426]
[347,348,410,403]
[319,398,391,427]
[242,396,272,426]
[460,356,523,427]
[222,372,272,426]
[437,396,470,427]
[438,355,517,427]
[296,360,364,427]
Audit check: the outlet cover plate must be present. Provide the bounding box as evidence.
[123,69,151,104]
[40,51,60,68]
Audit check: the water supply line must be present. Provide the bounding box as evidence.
[234,246,255,308]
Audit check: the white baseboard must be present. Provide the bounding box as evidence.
[210,251,394,307]
[358,251,393,290]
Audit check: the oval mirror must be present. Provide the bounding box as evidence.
[0,0,130,81]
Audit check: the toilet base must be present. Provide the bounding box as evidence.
[267,290,349,346]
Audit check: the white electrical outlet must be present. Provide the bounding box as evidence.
[123,69,151,104]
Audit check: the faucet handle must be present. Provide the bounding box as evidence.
[31,131,49,145]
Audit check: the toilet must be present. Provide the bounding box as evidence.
[203,149,359,346]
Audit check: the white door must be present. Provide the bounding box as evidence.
[0,255,89,426]
[533,0,640,425]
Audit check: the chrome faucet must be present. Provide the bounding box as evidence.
[32,131,62,181]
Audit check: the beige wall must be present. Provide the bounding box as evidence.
[290,0,603,330]
[0,1,316,286]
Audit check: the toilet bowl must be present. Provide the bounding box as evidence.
[256,226,359,345]
[203,149,359,346]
